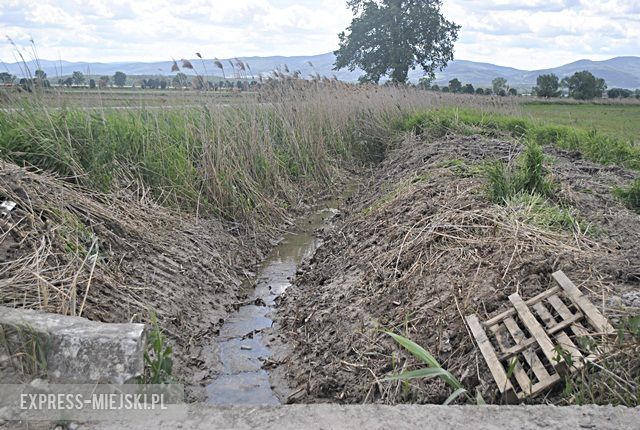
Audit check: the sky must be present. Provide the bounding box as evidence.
[1,0,639,70]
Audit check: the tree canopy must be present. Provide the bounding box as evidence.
[533,74,561,98]
[448,78,462,93]
[72,71,86,86]
[334,0,460,83]
[607,88,632,99]
[113,71,127,87]
[492,77,507,95]
[562,71,606,100]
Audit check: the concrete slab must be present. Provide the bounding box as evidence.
[81,404,638,430]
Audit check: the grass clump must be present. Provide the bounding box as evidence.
[562,316,640,407]
[614,178,640,213]
[486,141,554,204]
[403,109,640,170]
[504,193,583,233]
[141,314,173,384]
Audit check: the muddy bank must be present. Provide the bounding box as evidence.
[0,163,271,394]
[272,134,640,404]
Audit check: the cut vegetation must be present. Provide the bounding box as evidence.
[1,85,639,405]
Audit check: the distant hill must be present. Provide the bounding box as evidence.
[3,54,639,89]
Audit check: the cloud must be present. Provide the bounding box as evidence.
[0,0,638,70]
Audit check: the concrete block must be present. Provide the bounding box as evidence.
[0,306,145,384]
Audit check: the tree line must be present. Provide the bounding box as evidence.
[414,70,639,100]
[533,71,640,100]
[0,69,256,91]
[418,76,518,96]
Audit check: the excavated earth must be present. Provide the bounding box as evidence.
[0,163,290,398]
[270,133,640,404]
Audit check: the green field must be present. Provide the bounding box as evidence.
[522,103,640,143]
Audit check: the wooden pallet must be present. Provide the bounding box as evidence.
[466,270,614,402]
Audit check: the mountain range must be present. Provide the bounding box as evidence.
[3,53,639,89]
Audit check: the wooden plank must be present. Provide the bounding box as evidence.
[547,295,592,338]
[533,302,556,328]
[554,331,585,370]
[484,286,560,327]
[503,317,551,384]
[489,323,532,395]
[509,293,570,376]
[497,311,585,360]
[529,373,562,397]
[547,312,584,336]
[466,314,518,402]
[498,338,536,361]
[548,295,599,361]
[552,271,614,334]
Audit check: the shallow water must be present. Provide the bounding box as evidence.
[206,203,340,405]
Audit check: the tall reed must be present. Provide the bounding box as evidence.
[0,83,517,225]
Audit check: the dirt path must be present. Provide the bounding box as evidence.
[270,134,640,404]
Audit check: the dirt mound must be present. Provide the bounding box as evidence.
[0,163,267,392]
[272,134,640,404]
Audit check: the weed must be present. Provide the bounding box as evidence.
[0,324,48,381]
[562,317,639,407]
[504,194,583,233]
[403,109,640,170]
[486,141,555,204]
[614,178,640,213]
[383,331,482,405]
[140,314,173,384]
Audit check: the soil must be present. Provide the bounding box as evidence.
[0,163,274,398]
[270,133,640,404]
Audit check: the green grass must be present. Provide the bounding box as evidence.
[402,108,640,171]
[614,178,640,213]
[484,141,555,204]
[504,193,583,233]
[522,103,640,143]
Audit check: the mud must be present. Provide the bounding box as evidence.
[271,134,640,404]
[206,202,342,405]
[0,163,270,395]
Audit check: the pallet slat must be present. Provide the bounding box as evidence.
[466,314,518,402]
[503,317,551,384]
[554,331,585,370]
[552,271,614,334]
[509,293,570,376]
[484,286,560,327]
[532,302,556,328]
[547,294,599,361]
[468,272,613,401]
[489,323,532,394]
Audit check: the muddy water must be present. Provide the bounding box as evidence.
[206,201,341,405]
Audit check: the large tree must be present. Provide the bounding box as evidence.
[562,71,606,100]
[448,78,462,93]
[334,0,459,83]
[72,71,86,86]
[533,73,561,98]
[492,77,507,95]
[0,72,15,84]
[113,71,127,87]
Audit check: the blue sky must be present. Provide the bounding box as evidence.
[1,0,639,69]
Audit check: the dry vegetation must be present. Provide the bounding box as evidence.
[1,81,638,404]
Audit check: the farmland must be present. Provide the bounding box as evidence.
[522,102,640,143]
[1,85,639,406]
